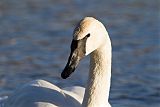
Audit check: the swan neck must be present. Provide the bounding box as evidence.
[82,43,112,107]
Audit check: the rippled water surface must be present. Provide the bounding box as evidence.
[0,0,159,107]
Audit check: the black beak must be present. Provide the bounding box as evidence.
[61,39,86,79]
[61,51,80,79]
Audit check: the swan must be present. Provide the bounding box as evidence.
[3,17,112,107]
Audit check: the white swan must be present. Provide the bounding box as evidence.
[4,17,112,107]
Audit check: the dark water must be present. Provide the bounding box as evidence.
[0,0,159,107]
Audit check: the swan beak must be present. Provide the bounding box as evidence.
[61,37,87,79]
[61,39,86,79]
[61,50,83,79]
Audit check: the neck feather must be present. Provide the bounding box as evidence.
[82,42,112,107]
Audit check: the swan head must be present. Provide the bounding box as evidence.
[61,17,108,79]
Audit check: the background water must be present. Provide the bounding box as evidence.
[0,0,159,107]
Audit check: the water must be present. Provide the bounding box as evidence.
[0,0,159,107]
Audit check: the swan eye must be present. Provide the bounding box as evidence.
[86,33,90,38]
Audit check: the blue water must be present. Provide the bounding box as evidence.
[0,0,159,107]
